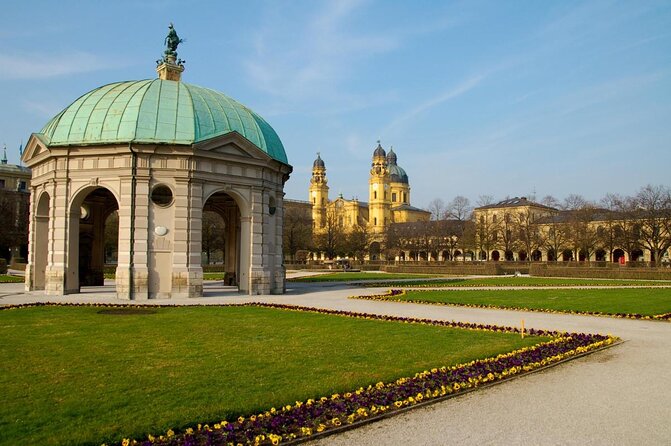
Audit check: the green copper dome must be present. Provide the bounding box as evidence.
[39,79,288,164]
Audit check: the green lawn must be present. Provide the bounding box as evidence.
[386,288,671,317]
[0,305,547,446]
[363,277,671,288]
[289,272,441,282]
[0,275,23,283]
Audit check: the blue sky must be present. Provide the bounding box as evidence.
[1,0,669,208]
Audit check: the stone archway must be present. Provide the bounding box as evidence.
[531,250,542,261]
[203,191,242,289]
[31,192,50,290]
[67,187,119,291]
[631,249,644,262]
[369,242,381,260]
[613,249,625,263]
[491,250,500,261]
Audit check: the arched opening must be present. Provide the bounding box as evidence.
[369,241,381,261]
[547,249,556,261]
[631,249,644,262]
[595,249,607,261]
[562,250,573,262]
[491,250,500,261]
[409,250,418,261]
[578,250,588,262]
[479,250,487,261]
[441,250,449,261]
[68,187,119,291]
[613,249,625,263]
[518,251,528,261]
[531,250,542,261]
[504,250,514,261]
[32,192,50,290]
[454,250,462,261]
[203,191,241,288]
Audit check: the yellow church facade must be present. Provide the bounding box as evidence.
[308,142,430,259]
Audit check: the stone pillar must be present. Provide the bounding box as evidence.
[45,177,69,295]
[272,192,286,294]
[249,187,270,295]
[116,173,150,300]
[171,178,203,298]
[239,215,251,294]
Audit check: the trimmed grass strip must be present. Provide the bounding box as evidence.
[360,277,671,288]
[353,288,671,320]
[288,272,441,282]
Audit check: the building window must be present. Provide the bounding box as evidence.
[374,217,377,225]
[151,185,174,207]
[384,191,387,200]
[374,191,377,199]
[392,192,397,202]
[19,181,27,191]
[0,179,5,189]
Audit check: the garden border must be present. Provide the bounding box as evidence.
[0,302,619,446]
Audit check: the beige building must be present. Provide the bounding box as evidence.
[473,196,669,264]
[22,29,292,298]
[0,147,31,264]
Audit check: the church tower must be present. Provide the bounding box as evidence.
[368,141,391,234]
[309,153,329,229]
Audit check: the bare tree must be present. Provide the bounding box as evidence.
[314,207,345,260]
[447,196,472,221]
[566,205,599,261]
[283,204,313,262]
[562,194,589,210]
[632,184,671,265]
[598,193,624,262]
[540,195,560,209]
[427,198,446,220]
[514,207,543,261]
[476,194,494,207]
[543,216,570,261]
[344,224,370,262]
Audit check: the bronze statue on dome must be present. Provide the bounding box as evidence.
[164,23,183,58]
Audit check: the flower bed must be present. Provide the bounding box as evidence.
[23,303,612,446]
[352,289,671,321]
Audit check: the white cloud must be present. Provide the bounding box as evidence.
[0,51,112,80]
[243,0,398,109]
[381,74,485,135]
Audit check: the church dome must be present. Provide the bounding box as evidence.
[372,142,386,158]
[313,153,325,168]
[386,148,408,183]
[38,79,288,164]
[389,163,409,184]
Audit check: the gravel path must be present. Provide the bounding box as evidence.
[1,280,670,445]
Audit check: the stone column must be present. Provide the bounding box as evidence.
[239,215,251,294]
[272,192,286,294]
[171,178,203,298]
[248,186,270,295]
[116,172,150,300]
[45,177,69,295]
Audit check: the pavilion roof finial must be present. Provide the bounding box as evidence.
[1,144,7,165]
[156,23,185,81]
